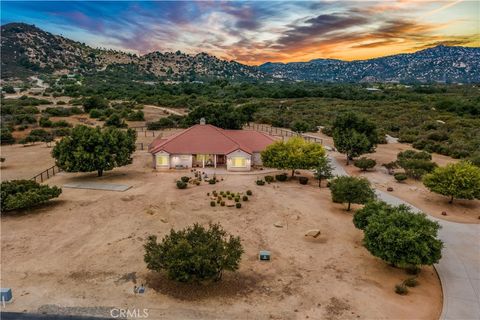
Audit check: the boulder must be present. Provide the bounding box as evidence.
[305,229,321,238]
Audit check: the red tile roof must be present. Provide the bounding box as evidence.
[148,124,275,155]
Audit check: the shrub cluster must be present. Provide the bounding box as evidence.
[1,180,62,212]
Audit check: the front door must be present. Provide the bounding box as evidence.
[216,155,226,165]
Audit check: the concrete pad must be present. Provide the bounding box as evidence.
[63,182,131,192]
[443,297,480,320]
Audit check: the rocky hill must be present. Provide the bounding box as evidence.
[0,23,266,81]
[259,46,480,83]
[2,22,479,83]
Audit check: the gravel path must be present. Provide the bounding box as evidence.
[329,154,480,320]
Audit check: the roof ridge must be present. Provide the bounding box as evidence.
[209,125,252,153]
[150,125,200,153]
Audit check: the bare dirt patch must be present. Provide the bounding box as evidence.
[1,149,442,319]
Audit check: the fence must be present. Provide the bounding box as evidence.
[31,165,62,183]
[245,123,323,145]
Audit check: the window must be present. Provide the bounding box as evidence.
[231,157,246,168]
[156,155,169,166]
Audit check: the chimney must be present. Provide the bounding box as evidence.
[200,117,206,125]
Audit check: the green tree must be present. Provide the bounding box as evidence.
[261,136,326,177]
[354,157,377,171]
[144,223,243,283]
[314,156,334,187]
[184,104,246,129]
[353,200,396,230]
[397,150,437,179]
[3,85,15,94]
[82,96,109,112]
[1,180,62,212]
[291,120,309,133]
[105,113,127,128]
[329,176,375,211]
[362,203,443,269]
[52,125,136,177]
[332,113,378,165]
[423,161,480,203]
[1,128,15,144]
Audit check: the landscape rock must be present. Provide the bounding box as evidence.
[305,229,321,238]
[387,187,394,192]
[274,221,284,228]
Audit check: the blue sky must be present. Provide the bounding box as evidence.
[1,1,478,64]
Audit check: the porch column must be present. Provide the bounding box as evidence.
[214,154,217,168]
[202,156,205,168]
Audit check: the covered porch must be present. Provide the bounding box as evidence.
[192,154,226,168]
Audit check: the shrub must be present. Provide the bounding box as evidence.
[256,179,265,185]
[236,203,242,208]
[208,179,216,184]
[220,201,225,206]
[354,157,377,171]
[39,117,53,128]
[275,173,288,181]
[423,161,480,204]
[234,197,240,203]
[403,277,419,287]
[395,284,408,295]
[1,180,62,212]
[394,172,407,182]
[105,113,127,128]
[89,109,103,118]
[397,150,436,179]
[246,190,252,196]
[265,175,275,183]
[180,176,190,183]
[52,120,71,128]
[329,176,375,211]
[56,100,66,105]
[144,223,243,282]
[353,201,392,230]
[176,180,187,189]
[210,201,216,207]
[362,204,443,268]
[242,195,248,201]
[299,176,308,185]
[126,110,145,121]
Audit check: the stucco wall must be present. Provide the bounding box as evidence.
[252,152,263,166]
[154,151,170,169]
[170,154,193,169]
[226,149,251,171]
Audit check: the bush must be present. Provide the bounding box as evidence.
[105,113,127,128]
[236,203,242,208]
[234,197,240,202]
[275,173,288,181]
[329,176,375,211]
[242,195,248,201]
[52,120,71,128]
[144,223,243,282]
[89,109,103,118]
[264,175,274,183]
[353,201,392,230]
[126,110,145,121]
[180,176,190,183]
[397,150,436,179]
[403,277,419,287]
[56,100,66,105]
[394,172,407,182]
[246,190,253,196]
[299,176,308,185]
[256,179,265,185]
[1,180,62,211]
[39,117,53,128]
[354,157,377,171]
[210,201,216,207]
[395,284,408,295]
[220,201,225,206]
[176,180,187,189]
[208,178,216,184]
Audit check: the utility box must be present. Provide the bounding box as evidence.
[259,250,271,261]
[0,288,12,303]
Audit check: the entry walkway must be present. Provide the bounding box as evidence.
[329,155,480,320]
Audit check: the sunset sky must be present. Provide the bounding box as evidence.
[1,1,479,65]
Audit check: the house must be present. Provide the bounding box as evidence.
[148,121,275,171]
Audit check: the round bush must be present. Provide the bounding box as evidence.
[236,203,242,208]
[299,177,308,185]
[208,179,216,184]
[210,201,216,207]
[275,173,288,181]
[176,180,187,189]
[220,201,225,206]
[394,172,408,182]
[242,195,248,201]
[354,157,377,171]
[234,197,240,202]
[256,179,265,186]
[265,175,274,183]
[180,176,190,183]
[246,190,253,196]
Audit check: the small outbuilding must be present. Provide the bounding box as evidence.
[148,121,275,172]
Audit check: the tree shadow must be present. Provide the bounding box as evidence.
[145,271,264,301]
[0,199,66,218]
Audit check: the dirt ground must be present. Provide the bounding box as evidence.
[1,148,442,319]
[0,143,55,181]
[308,131,480,224]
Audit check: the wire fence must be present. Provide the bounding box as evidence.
[245,123,323,145]
[31,165,62,183]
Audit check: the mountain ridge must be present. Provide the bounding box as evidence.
[2,22,479,83]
